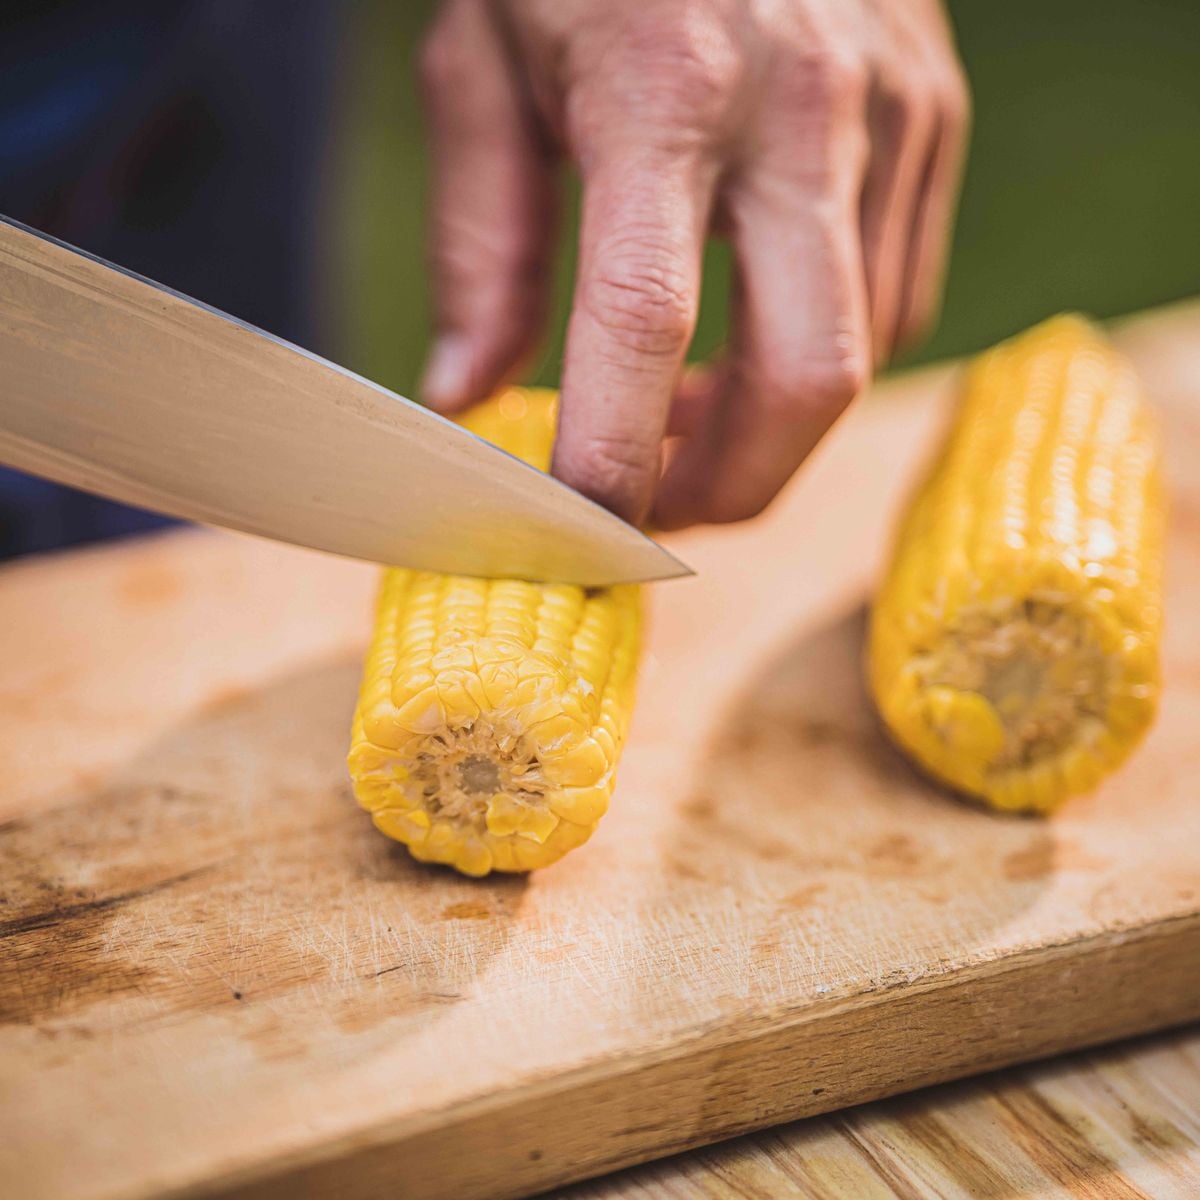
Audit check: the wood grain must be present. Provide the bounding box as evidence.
[2,305,1199,1200]
[556,1027,1200,1200]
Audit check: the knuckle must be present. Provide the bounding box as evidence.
[824,47,870,100]
[791,44,869,114]
[566,431,657,512]
[617,11,741,122]
[801,355,868,412]
[940,67,973,134]
[769,43,868,150]
[873,69,935,144]
[895,55,939,108]
[585,242,695,357]
[761,353,866,421]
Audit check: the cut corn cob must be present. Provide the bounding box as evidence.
[868,315,1165,813]
[348,388,642,875]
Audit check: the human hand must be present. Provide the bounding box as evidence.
[418,0,969,528]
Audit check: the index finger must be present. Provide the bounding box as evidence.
[551,146,714,524]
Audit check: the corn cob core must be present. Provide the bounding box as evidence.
[348,389,642,875]
[869,315,1165,813]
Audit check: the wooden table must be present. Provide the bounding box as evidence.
[2,305,1198,1200]
[557,1027,1200,1199]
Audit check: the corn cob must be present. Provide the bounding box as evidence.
[868,315,1165,813]
[348,388,642,875]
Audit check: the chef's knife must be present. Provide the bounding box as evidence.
[0,216,689,585]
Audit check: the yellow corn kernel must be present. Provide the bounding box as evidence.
[348,389,642,875]
[868,315,1165,813]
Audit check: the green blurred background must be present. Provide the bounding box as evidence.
[330,0,1200,393]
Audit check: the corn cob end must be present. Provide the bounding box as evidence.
[871,587,1160,813]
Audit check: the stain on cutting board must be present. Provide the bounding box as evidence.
[116,560,184,609]
[0,656,528,1051]
[644,604,1057,1009]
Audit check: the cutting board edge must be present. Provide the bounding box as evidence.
[167,909,1200,1200]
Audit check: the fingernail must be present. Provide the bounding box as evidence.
[419,334,473,411]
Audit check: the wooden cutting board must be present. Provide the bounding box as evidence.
[2,305,1198,1200]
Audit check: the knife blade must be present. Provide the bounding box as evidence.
[0,217,690,585]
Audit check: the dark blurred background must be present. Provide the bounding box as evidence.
[3,0,1199,556]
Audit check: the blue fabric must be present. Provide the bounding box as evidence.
[0,469,177,558]
[0,0,341,560]
[0,3,170,173]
